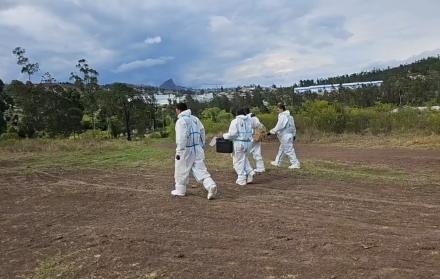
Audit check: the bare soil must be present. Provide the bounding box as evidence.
[1,144,439,278]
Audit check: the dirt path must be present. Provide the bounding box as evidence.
[1,145,440,278]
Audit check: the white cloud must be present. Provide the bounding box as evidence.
[1,0,440,85]
[209,16,232,32]
[0,4,114,82]
[144,36,162,45]
[115,56,174,73]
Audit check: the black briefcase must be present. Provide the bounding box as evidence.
[216,138,233,153]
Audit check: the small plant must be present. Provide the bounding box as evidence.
[33,257,73,279]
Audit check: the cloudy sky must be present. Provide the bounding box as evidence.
[1,0,440,87]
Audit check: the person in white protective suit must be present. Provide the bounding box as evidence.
[243,107,266,173]
[172,103,217,200]
[223,108,258,186]
[268,103,300,169]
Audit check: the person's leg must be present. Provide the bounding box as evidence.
[272,140,285,167]
[192,155,217,199]
[252,142,265,172]
[192,157,216,191]
[282,135,300,168]
[233,143,247,185]
[244,143,255,183]
[173,150,192,196]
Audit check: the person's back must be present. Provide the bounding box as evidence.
[176,111,206,159]
[235,114,253,145]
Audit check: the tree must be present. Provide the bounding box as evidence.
[12,47,40,82]
[70,59,99,91]
[7,80,42,137]
[70,59,100,129]
[6,80,84,138]
[41,72,56,84]
[98,83,147,141]
[0,79,13,135]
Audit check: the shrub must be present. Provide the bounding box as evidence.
[81,114,93,130]
[203,119,230,135]
[427,112,440,134]
[0,132,20,140]
[109,116,123,138]
[78,130,112,140]
[257,113,278,130]
[148,131,169,138]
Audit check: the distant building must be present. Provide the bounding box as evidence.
[294,80,383,94]
[391,106,440,113]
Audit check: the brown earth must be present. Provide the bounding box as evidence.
[1,144,440,278]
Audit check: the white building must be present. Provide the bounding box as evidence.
[294,80,383,94]
[153,92,214,106]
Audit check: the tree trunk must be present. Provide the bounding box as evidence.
[124,108,131,141]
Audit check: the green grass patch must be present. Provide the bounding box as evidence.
[0,138,173,173]
[298,159,408,182]
[33,256,74,279]
[302,134,440,150]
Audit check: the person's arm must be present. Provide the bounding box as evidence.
[252,117,263,129]
[175,119,187,152]
[198,118,206,147]
[291,116,297,137]
[223,119,238,140]
[270,114,287,134]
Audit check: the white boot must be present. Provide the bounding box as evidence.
[171,185,186,197]
[236,179,247,186]
[288,164,300,169]
[207,185,217,200]
[247,171,255,184]
[270,161,280,167]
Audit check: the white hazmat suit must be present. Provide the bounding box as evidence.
[172,109,217,199]
[248,114,266,173]
[269,110,300,169]
[223,114,257,186]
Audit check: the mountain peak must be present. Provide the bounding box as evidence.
[160,78,178,90]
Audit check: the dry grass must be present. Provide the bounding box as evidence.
[299,133,440,150]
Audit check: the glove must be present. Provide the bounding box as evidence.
[176,155,180,160]
[293,136,296,141]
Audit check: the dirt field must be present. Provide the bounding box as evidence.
[1,142,440,278]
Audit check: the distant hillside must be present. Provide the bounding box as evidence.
[312,56,440,86]
[293,55,440,106]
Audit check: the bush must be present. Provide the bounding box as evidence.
[203,119,230,135]
[345,109,371,134]
[166,103,440,139]
[390,108,427,133]
[428,112,440,134]
[369,112,392,135]
[0,132,20,140]
[109,116,123,138]
[81,114,93,130]
[257,113,277,130]
[148,131,169,138]
[78,130,112,140]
